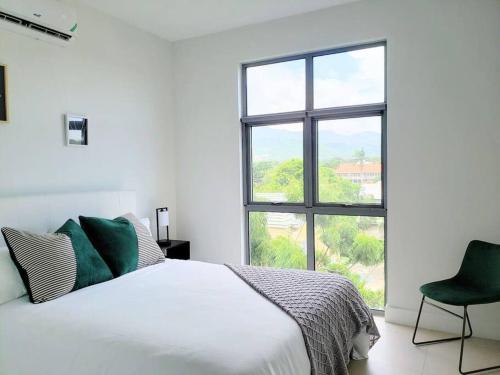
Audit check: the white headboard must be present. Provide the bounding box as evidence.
[0,191,136,247]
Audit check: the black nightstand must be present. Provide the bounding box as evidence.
[157,240,190,260]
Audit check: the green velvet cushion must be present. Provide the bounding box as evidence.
[56,219,113,290]
[420,240,500,306]
[79,216,139,277]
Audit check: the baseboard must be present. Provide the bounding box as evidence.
[385,303,500,341]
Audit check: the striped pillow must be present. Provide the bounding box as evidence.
[1,220,113,304]
[120,213,165,269]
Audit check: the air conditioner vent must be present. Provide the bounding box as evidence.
[1,12,21,25]
[0,10,71,41]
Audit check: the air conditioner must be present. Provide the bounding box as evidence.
[0,0,77,46]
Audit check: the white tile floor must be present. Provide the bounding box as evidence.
[349,317,500,375]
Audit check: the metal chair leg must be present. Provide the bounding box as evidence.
[459,306,500,375]
[413,295,472,346]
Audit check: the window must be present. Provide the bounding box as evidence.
[317,116,382,205]
[246,59,305,115]
[241,42,386,309]
[251,123,304,203]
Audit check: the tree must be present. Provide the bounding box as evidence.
[249,212,269,255]
[252,161,277,185]
[350,233,384,266]
[318,166,360,203]
[317,215,358,257]
[249,212,306,269]
[353,148,366,165]
[256,159,303,202]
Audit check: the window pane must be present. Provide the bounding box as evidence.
[315,215,384,309]
[249,212,307,269]
[251,123,303,203]
[246,59,305,115]
[317,116,382,205]
[314,46,384,108]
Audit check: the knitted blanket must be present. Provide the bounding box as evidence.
[226,264,380,375]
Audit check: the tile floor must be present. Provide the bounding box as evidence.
[349,317,500,375]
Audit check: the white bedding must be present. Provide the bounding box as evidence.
[0,260,311,375]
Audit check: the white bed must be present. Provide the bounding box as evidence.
[0,191,371,375]
[0,260,310,375]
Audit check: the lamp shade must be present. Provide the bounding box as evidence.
[158,210,169,227]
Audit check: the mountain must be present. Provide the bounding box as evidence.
[252,128,380,161]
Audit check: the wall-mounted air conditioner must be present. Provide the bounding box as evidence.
[0,0,77,46]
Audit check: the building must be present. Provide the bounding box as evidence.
[335,162,381,184]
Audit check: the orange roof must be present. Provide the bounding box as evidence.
[336,163,381,174]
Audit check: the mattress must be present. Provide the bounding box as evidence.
[0,260,311,375]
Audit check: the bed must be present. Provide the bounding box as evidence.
[0,259,312,375]
[0,191,377,375]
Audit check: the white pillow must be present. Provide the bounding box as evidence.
[0,247,27,304]
[139,217,152,236]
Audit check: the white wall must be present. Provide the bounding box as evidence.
[172,0,500,338]
[0,4,176,236]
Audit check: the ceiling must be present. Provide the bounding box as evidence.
[77,0,359,41]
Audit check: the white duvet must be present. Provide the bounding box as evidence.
[0,260,311,375]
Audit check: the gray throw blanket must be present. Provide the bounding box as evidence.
[225,264,380,375]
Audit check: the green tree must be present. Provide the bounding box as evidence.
[353,148,366,164]
[318,166,360,203]
[317,215,358,257]
[249,212,270,257]
[256,159,303,202]
[350,233,384,266]
[249,212,306,269]
[252,161,277,185]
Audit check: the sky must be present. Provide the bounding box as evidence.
[246,45,384,117]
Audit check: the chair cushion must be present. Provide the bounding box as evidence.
[420,278,500,306]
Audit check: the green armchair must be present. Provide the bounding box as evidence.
[412,240,500,374]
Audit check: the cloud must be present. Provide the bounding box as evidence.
[246,45,384,121]
[314,46,384,108]
[246,59,305,115]
[319,117,381,136]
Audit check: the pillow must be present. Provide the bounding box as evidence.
[56,219,114,290]
[139,217,152,236]
[0,247,27,305]
[79,216,138,277]
[120,213,164,268]
[79,213,164,277]
[1,220,113,304]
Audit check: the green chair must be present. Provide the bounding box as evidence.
[412,240,500,375]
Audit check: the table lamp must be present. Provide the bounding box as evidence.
[156,207,170,245]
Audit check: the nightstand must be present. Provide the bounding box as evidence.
[157,240,190,260]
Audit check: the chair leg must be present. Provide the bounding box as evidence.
[412,295,472,346]
[459,306,500,375]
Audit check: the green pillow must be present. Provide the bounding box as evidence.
[56,219,113,290]
[79,216,139,277]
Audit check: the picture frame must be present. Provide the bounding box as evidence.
[65,113,88,147]
[0,64,8,123]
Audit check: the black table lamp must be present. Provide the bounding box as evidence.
[156,207,170,245]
